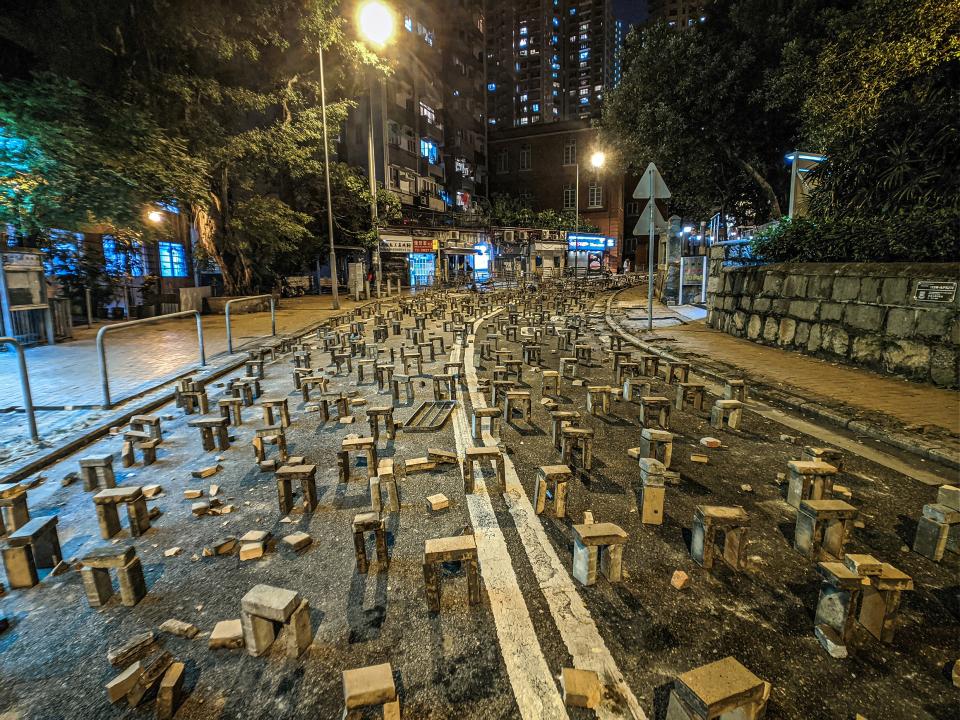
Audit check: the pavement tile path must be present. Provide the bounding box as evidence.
[612,286,960,436]
[0,293,402,476]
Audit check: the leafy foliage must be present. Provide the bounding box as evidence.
[0,75,205,240]
[0,0,389,293]
[750,209,959,263]
[752,0,959,262]
[602,2,847,224]
[487,194,600,232]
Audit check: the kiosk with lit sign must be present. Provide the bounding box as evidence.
[471,242,492,282]
[566,233,615,275]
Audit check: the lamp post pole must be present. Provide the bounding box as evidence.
[368,72,382,298]
[575,162,580,276]
[318,44,340,310]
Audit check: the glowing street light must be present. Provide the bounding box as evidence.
[358,1,395,47]
[147,210,164,224]
[575,150,608,234]
[357,0,396,297]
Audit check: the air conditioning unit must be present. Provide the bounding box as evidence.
[503,230,515,242]
[518,230,529,240]
[448,230,460,240]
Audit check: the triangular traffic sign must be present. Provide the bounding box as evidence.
[632,204,668,236]
[633,162,671,200]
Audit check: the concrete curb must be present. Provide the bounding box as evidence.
[1,293,407,485]
[0,355,248,485]
[604,288,960,473]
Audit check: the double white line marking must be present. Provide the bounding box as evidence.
[448,315,646,719]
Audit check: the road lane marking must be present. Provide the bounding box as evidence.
[448,338,570,719]
[457,317,647,720]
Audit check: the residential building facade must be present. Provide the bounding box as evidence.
[340,0,488,216]
[647,0,705,29]
[489,119,624,268]
[485,0,620,129]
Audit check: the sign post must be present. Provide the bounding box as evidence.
[633,163,671,331]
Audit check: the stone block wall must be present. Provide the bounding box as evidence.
[706,254,960,387]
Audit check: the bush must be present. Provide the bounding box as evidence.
[750,208,960,263]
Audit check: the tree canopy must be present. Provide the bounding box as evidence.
[604,0,958,262]
[0,0,393,293]
[486,194,600,233]
[603,0,851,224]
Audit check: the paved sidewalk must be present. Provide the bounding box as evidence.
[0,292,402,474]
[612,285,960,435]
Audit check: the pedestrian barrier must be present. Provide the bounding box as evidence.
[225,295,276,354]
[97,311,206,409]
[0,336,38,441]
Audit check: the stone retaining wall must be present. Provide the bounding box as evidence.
[706,252,960,387]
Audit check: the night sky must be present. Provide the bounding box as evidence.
[613,0,648,27]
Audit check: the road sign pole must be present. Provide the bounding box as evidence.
[647,170,655,332]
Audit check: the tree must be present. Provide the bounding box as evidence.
[487,193,599,232]
[0,75,206,243]
[750,0,960,263]
[0,1,387,294]
[800,0,960,219]
[602,1,850,224]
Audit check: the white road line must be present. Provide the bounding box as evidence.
[457,316,647,720]
[448,341,570,719]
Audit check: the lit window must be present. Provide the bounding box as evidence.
[519,38,527,48]
[532,103,540,112]
[520,93,528,102]
[570,7,576,15]
[158,242,188,277]
[588,182,603,208]
[404,16,413,31]
[580,97,589,105]
[520,117,529,125]
[488,82,497,91]
[420,139,439,164]
[552,17,560,27]
[45,230,82,276]
[579,87,589,95]
[103,236,143,276]
[419,102,437,125]
[520,26,528,36]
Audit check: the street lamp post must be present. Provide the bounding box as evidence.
[573,150,605,276]
[358,1,395,299]
[318,43,340,310]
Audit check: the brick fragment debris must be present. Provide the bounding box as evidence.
[209,619,244,649]
[427,494,450,511]
[561,667,601,709]
[671,570,690,590]
[159,619,199,639]
[107,631,155,666]
[283,532,312,551]
[191,464,221,479]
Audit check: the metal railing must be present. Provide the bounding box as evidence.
[0,336,38,441]
[225,295,276,354]
[97,311,206,408]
